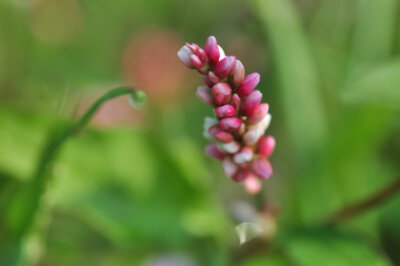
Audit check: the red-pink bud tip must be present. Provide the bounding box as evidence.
[237,72,260,97]
[202,75,214,87]
[215,104,236,118]
[219,117,242,132]
[204,36,220,64]
[205,144,225,160]
[214,56,237,78]
[257,135,275,157]
[211,83,232,106]
[247,103,269,124]
[190,54,203,69]
[240,90,262,117]
[233,167,251,182]
[230,60,245,88]
[251,157,273,179]
[208,126,234,143]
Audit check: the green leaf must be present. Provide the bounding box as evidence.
[240,255,289,266]
[286,230,391,266]
[342,59,400,105]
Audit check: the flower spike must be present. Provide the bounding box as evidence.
[177,36,275,193]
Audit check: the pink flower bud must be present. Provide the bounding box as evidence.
[204,36,220,64]
[190,54,203,69]
[215,104,236,118]
[214,56,236,78]
[233,147,253,164]
[232,93,241,111]
[202,75,214,87]
[233,167,251,182]
[177,45,195,68]
[247,103,269,124]
[222,158,238,177]
[230,60,245,88]
[186,43,199,53]
[196,86,213,106]
[251,157,273,179]
[219,117,242,132]
[257,135,275,157]
[205,144,225,160]
[196,47,208,63]
[208,71,220,84]
[237,123,246,135]
[243,113,271,145]
[240,90,262,117]
[211,83,232,106]
[208,126,233,143]
[244,175,262,194]
[237,73,260,97]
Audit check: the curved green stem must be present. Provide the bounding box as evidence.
[1,87,145,265]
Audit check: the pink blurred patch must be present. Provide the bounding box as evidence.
[75,89,145,128]
[122,29,187,106]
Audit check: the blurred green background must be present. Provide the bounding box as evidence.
[1,0,400,265]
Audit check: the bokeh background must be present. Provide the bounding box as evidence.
[1,0,400,265]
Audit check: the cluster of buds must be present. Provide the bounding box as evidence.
[177,36,275,194]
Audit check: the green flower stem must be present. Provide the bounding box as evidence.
[2,87,145,265]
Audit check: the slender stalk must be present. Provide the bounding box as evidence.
[2,87,145,266]
[326,177,400,226]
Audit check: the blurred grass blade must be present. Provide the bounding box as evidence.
[342,59,400,105]
[252,0,328,156]
[1,87,146,266]
[348,0,398,78]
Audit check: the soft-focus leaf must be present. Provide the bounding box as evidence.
[342,59,400,105]
[286,230,391,266]
[252,0,328,157]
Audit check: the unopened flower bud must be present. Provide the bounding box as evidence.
[212,83,232,105]
[218,45,226,60]
[208,126,234,143]
[217,141,240,154]
[205,144,225,160]
[222,157,238,177]
[196,47,208,63]
[215,104,236,118]
[243,113,271,145]
[240,90,262,117]
[244,175,262,194]
[202,75,214,87]
[190,54,203,69]
[232,93,241,111]
[214,56,236,78]
[233,167,251,182]
[230,60,245,88]
[203,117,218,140]
[251,157,273,179]
[257,135,275,157]
[186,43,199,53]
[233,147,253,164]
[208,71,220,84]
[219,117,242,132]
[204,36,220,64]
[237,73,260,97]
[247,103,269,124]
[196,86,213,106]
[177,45,195,68]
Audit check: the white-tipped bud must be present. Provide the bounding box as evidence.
[243,114,271,145]
[218,45,226,60]
[203,117,218,140]
[216,141,240,154]
[177,45,195,68]
[222,157,238,177]
[233,147,253,164]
